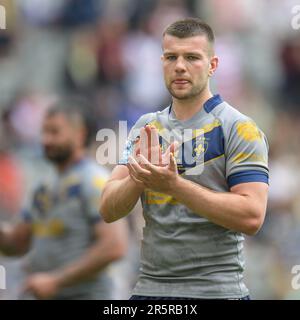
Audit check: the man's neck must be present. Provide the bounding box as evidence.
[56,149,85,173]
[172,89,213,121]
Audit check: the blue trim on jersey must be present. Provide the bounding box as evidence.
[168,94,223,114]
[227,170,269,188]
[204,125,225,162]
[33,185,51,214]
[204,94,223,113]
[178,125,225,172]
[67,184,81,198]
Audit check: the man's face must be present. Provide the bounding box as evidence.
[162,34,217,100]
[42,113,77,164]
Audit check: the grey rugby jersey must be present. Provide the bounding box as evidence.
[22,158,113,299]
[120,94,269,299]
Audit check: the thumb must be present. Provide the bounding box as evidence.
[162,141,179,165]
[168,152,177,172]
[169,140,179,155]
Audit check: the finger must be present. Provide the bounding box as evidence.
[162,141,179,165]
[164,140,179,156]
[139,127,150,160]
[168,152,177,172]
[144,124,151,136]
[134,146,141,158]
[128,163,149,187]
[138,154,160,173]
[149,126,160,165]
[128,170,145,186]
[128,154,140,167]
[169,140,179,154]
[128,156,151,177]
[133,137,141,158]
[127,162,142,179]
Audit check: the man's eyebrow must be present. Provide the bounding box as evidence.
[184,52,203,56]
[163,51,203,56]
[163,52,177,55]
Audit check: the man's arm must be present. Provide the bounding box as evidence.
[0,222,32,256]
[24,218,128,299]
[100,125,178,223]
[169,177,268,236]
[55,218,128,286]
[100,165,144,223]
[130,154,268,236]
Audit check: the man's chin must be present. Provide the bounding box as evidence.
[44,152,71,165]
[171,92,192,100]
[169,86,205,101]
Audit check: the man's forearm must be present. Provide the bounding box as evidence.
[100,176,144,222]
[53,240,124,289]
[169,176,266,235]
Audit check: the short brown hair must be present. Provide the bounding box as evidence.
[46,96,96,147]
[163,17,215,44]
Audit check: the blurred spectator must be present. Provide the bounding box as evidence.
[20,0,103,28]
[0,0,17,57]
[0,152,23,218]
[279,35,300,112]
[0,114,23,218]
[0,98,128,299]
[5,92,54,149]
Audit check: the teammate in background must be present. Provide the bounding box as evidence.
[0,98,128,299]
[100,18,269,300]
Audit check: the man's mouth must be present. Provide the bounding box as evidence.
[173,79,190,85]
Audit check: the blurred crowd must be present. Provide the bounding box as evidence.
[1,0,300,299]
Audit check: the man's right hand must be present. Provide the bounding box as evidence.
[0,222,32,256]
[134,125,178,165]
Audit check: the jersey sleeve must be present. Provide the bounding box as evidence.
[225,119,269,188]
[119,113,154,165]
[82,170,109,224]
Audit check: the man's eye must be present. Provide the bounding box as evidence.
[187,56,198,61]
[166,56,176,61]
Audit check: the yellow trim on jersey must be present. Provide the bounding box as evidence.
[93,177,107,189]
[147,119,222,146]
[193,119,222,139]
[236,121,262,142]
[231,152,267,164]
[144,154,225,205]
[32,219,65,237]
[144,190,179,205]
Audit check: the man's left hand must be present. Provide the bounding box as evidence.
[23,273,61,300]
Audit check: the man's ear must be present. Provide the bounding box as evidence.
[209,55,219,77]
[161,54,164,62]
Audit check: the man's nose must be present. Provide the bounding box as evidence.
[42,133,53,146]
[175,57,187,72]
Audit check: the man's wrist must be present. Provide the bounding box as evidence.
[168,175,183,198]
[127,174,145,193]
[51,270,66,289]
